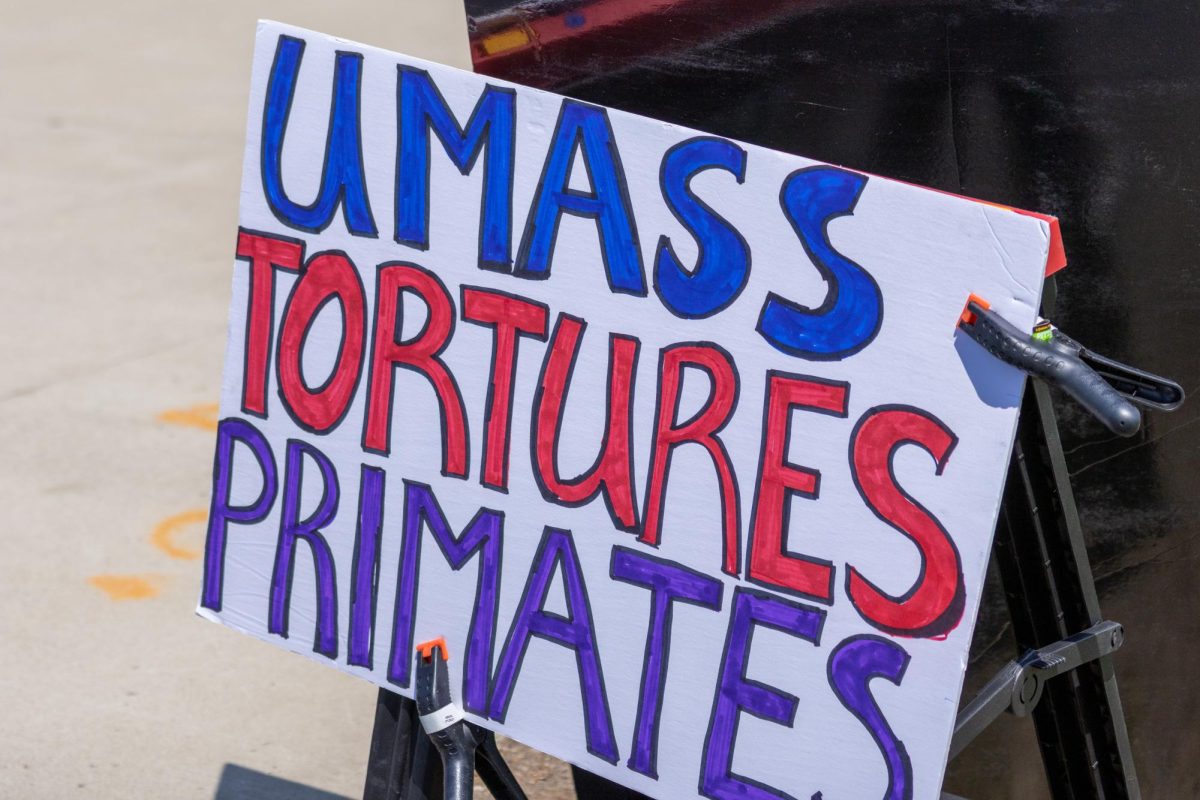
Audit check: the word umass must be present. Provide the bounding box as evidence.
[258,34,885,360]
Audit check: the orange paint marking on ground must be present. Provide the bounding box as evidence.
[89,574,165,601]
[151,509,207,560]
[157,403,219,431]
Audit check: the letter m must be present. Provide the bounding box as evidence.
[395,67,516,272]
[387,481,503,715]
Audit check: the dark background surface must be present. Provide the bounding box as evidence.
[463,1,1200,796]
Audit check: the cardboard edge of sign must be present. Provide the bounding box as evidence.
[875,172,1065,276]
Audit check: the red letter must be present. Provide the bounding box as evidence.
[640,343,741,576]
[362,263,468,478]
[235,228,303,415]
[276,252,366,432]
[847,406,963,638]
[461,288,549,491]
[747,371,848,602]
[532,314,639,531]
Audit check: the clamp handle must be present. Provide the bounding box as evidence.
[413,638,529,800]
[415,639,477,800]
[958,298,1183,437]
[1060,330,1184,411]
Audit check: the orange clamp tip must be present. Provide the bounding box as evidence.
[416,636,449,663]
[959,294,990,327]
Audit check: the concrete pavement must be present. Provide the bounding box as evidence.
[0,3,570,797]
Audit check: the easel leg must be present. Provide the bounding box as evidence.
[363,689,442,800]
[993,380,1140,798]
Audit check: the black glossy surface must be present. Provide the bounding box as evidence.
[466,2,1200,796]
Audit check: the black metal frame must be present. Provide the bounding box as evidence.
[363,688,442,800]
[966,379,1139,797]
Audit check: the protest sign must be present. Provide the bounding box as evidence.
[199,20,1053,799]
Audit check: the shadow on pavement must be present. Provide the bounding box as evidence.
[213,763,352,800]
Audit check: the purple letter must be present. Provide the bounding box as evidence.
[489,527,618,763]
[202,417,277,611]
[348,465,385,668]
[828,635,912,800]
[701,587,825,800]
[610,546,723,779]
[388,481,503,716]
[269,439,340,658]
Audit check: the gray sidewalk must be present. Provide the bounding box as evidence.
[0,3,534,797]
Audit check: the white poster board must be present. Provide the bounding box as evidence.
[200,20,1052,800]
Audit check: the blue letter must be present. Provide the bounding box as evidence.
[202,418,277,612]
[516,100,645,295]
[348,465,385,669]
[396,68,516,271]
[269,439,340,659]
[756,167,882,360]
[490,527,619,763]
[388,481,503,716]
[654,137,750,318]
[701,587,825,800]
[828,635,912,800]
[611,547,723,779]
[260,36,377,236]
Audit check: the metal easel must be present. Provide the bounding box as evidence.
[943,284,1183,799]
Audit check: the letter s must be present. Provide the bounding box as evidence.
[756,166,882,360]
[828,635,913,800]
[654,137,750,318]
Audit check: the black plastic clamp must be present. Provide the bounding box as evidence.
[414,638,528,800]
